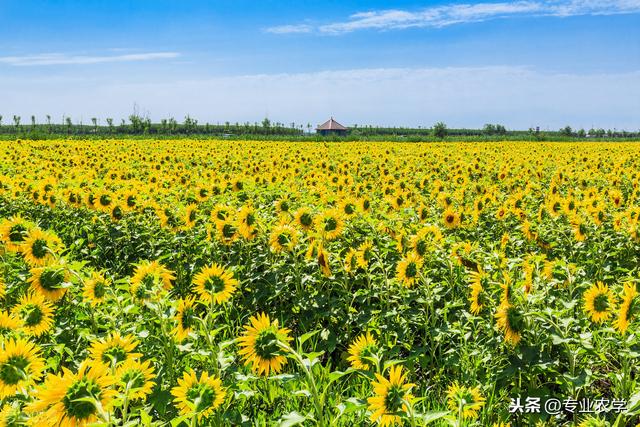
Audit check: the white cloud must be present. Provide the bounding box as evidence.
[2,66,639,130]
[265,0,640,35]
[264,24,313,34]
[0,52,180,66]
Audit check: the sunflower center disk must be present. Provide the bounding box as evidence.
[63,379,102,420]
[0,356,30,385]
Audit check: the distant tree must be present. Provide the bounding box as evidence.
[30,115,36,131]
[91,117,98,133]
[184,115,197,134]
[65,117,72,135]
[106,118,114,134]
[168,118,178,134]
[0,115,3,131]
[129,114,142,134]
[483,123,496,135]
[433,121,448,139]
[13,115,21,131]
[577,128,586,138]
[160,119,168,134]
[46,115,52,133]
[307,123,312,134]
[495,124,507,135]
[560,126,573,137]
[262,118,271,134]
[143,118,151,134]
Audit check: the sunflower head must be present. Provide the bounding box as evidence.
[495,304,525,346]
[347,332,378,370]
[0,338,46,398]
[27,360,116,426]
[237,313,292,376]
[172,296,199,341]
[192,264,238,305]
[83,272,111,306]
[446,382,485,420]
[0,216,33,252]
[367,365,415,427]
[116,359,156,400]
[89,332,142,367]
[396,252,424,288]
[28,263,70,301]
[11,293,55,337]
[583,282,616,324]
[614,283,638,334]
[20,228,64,267]
[171,370,226,420]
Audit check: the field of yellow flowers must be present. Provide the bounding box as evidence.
[0,139,639,426]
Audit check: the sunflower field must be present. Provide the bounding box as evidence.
[0,139,639,427]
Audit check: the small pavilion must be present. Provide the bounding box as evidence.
[316,117,348,136]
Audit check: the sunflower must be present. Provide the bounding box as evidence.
[395,252,423,287]
[356,240,374,269]
[577,416,607,427]
[317,245,332,277]
[0,216,33,252]
[115,359,156,400]
[442,207,460,229]
[340,198,358,217]
[446,382,485,420]
[495,205,508,221]
[275,197,291,215]
[122,190,138,211]
[293,207,314,231]
[495,304,524,345]
[192,264,238,305]
[172,296,199,341]
[614,283,638,334]
[410,226,441,258]
[237,313,292,376]
[237,205,258,240]
[82,272,111,307]
[0,311,21,338]
[183,203,198,229]
[171,370,226,421]
[467,270,488,315]
[210,204,232,222]
[109,204,125,222]
[583,282,616,323]
[27,360,116,427]
[367,365,415,427]
[129,260,175,301]
[96,190,114,212]
[315,209,344,241]
[344,248,358,273]
[214,218,239,245]
[27,262,70,301]
[346,332,378,370]
[89,332,142,367]
[571,216,588,242]
[269,224,298,253]
[20,228,64,267]
[0,403,27,426]
[0,338,45,398]
[11,293,55,337]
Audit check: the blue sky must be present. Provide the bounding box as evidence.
[1,0,639,130]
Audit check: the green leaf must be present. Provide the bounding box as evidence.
[417,410,450,424]
[278,411,308,427]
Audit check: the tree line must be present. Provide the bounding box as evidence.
[0,114,637,140]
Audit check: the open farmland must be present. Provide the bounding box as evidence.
[0,139,639,426]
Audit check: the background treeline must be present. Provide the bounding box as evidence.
[0,114,638,141]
